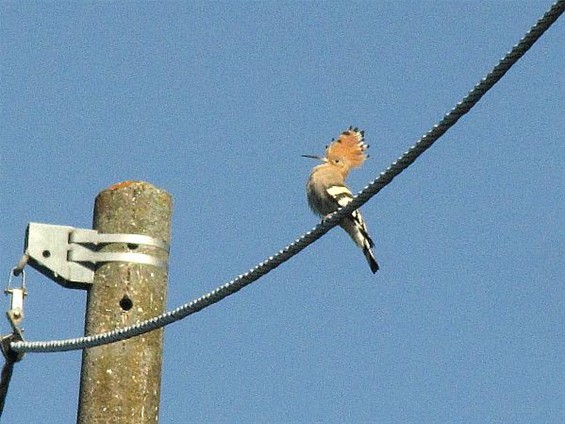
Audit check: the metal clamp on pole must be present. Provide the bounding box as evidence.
[1,269,27,363]
[23,222,170,290]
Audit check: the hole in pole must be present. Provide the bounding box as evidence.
[120,295,133,311]
[42,250,51,258]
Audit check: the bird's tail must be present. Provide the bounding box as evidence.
[363,245,379,274]
[340,215,380,274]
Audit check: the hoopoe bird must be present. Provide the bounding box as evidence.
[303,127,379,273]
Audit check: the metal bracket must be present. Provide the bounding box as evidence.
[0,332,24,363]
[2,269,26,362]
[24,223,169,290]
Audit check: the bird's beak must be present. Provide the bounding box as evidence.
[301,154,322,160]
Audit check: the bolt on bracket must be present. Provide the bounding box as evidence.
[23,222,169,290]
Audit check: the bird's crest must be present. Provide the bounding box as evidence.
[325,126,369,169]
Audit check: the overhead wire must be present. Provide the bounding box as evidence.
[0,361,14,417]
[0,354,16,416]
[0,335,21,418]
[10,0,565,354]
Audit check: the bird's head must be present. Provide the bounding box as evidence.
[303,127,369,177]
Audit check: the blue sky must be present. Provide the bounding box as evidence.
[1,2,563,423]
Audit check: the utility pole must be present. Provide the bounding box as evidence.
[77,181,172,424]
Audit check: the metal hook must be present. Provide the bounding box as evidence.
[4,269,27,333]
[11,251,29,277]
[1,269,26,363]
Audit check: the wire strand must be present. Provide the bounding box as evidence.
[0,360,15,418]
[11,0,565,354]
